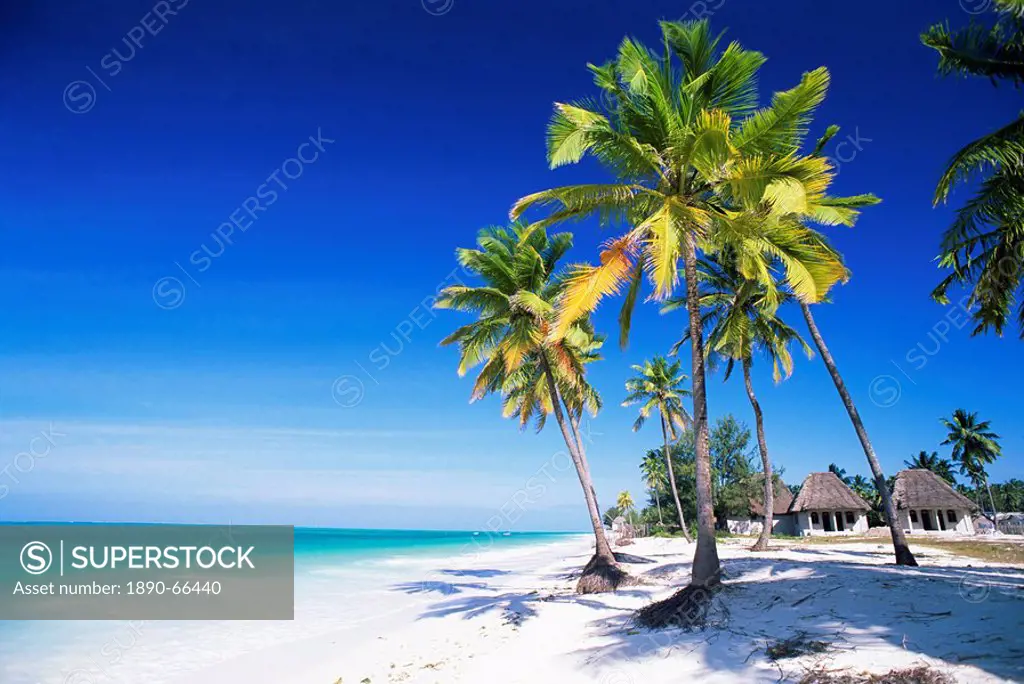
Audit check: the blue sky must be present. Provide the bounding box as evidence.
[0,0,1020,531]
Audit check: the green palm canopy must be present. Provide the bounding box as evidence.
[623,357,692,434]
[511,17,871,599]
[924,0,1024,337]
[435,223,628,593]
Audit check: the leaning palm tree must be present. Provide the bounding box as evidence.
[923,1,1024,338]
[640,452,666,525]
[789,126,919,567]
[904,450,957,485]
[436,223,629,593]
[511,20,855,600]
[501,324,609,524]
[624,357,693,542]
[799,293,917,566]
[941,409,1002,523]
[667,252,812,551]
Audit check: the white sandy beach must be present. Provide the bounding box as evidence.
[4,535,1023,684]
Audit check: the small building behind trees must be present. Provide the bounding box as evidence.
[892,468,976,535]
[789,472,871,535]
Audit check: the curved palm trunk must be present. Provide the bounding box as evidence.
[972,483,992,523]
[743,357,774,552]
[984,476,999,528]
[660,413,692,541]
[540,356,626,593]
[800,302,917,566]
[653,486,664,525]
[682,228,720,586]
[569,414,603,521]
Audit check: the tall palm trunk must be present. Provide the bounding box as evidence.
[653,488,664,525]
[682,228,720,587]
[743,357,774,552]
[540,355,625,593]
[972,482,992,523]
[984,476,999,528]
[660,413,692,542]
[569,414,603,522]
[800,302,917,566]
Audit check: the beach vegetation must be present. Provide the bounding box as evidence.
[924,0,1024,338]
[512,18,855,600]
[792,130,918,567]
[436,223,632,593]
[941,409,1003,522]
[665,251,811,550]
[623,357,694,542]
[904,451,958,485]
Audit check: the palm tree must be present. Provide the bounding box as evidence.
[511,19,855,596]
[849,474,874,503]
[993,478,1024,513]
[800,298,917,566]
[617,490,635,519]
[828,463,852,486]
[436,223,629,593]
[941,409,1002,523]
[640,451,666,525]
[789,125,918,567]
[923,1,1024,338]
[904,451,957,485]
[666,253,811,551]
[623,357,694,542]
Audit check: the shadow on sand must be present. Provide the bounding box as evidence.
[391,581,614,621]
[439,568,512,578]
[581,553,1024,682]
[393,546,1024,681]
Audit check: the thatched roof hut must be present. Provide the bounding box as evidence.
[892,469,976,511]
[790,472,871,512]
[748,476,795,517]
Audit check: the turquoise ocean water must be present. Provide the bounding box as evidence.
[0,523,577,576]
[0,526,582,683]
[293,527,575,562]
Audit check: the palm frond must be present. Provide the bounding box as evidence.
[552,234,638,338]
[733,67,831,156]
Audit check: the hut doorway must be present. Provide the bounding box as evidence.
[835,512,845,532]
[922,510,936,531]
[822,512,834,532]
